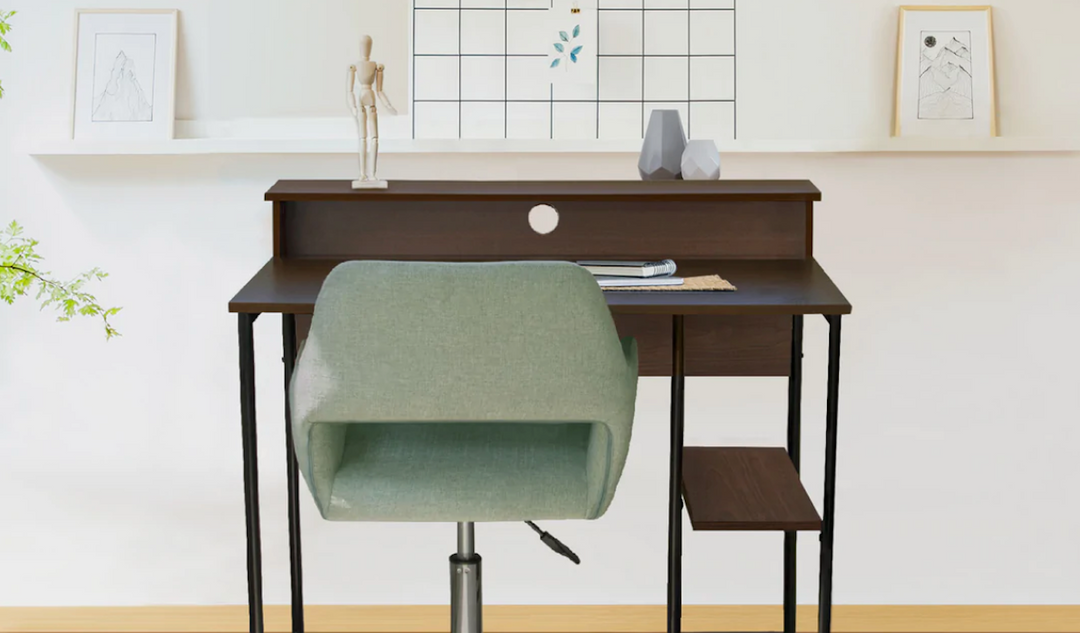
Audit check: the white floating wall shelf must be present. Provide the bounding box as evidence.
[27,137,1080,156]
[24,117,1080,156]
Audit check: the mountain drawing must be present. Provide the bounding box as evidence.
[92,51,153,122]
[918,34,974,120]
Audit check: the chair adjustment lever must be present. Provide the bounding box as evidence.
[525,521,581,565]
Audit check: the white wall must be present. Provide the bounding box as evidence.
[2,0,1080,609]
[736,1,1080,140]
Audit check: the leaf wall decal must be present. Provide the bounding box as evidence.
[571,45,583,56]
[551,58,561,68]
[573,24,580,38]
[560,31,569,42]
[570,52,578,63]
[554,42,564,52]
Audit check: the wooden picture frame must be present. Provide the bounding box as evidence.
[71,9,179,140]
[893,6,997,138]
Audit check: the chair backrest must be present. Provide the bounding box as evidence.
[291,260,635,427]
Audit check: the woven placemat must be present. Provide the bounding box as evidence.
[604,275,737,292]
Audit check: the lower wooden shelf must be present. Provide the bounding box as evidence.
[681,446,821,531]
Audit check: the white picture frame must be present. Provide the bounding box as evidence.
[71,9,178,141]
[893,6,997,138]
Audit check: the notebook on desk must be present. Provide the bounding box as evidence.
[596,276,684,288]
[578,259,677,278]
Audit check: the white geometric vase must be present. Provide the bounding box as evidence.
[681,140,721,181]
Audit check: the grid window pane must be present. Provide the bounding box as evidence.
[599,57,644,101]
[507,10,546,55]
[644,57,689,101]
[414,102,460,139]
[507,56,553,100]
[599,10,644,56]
[553,102,599,139]
[689,56,735,101]
[644,10,689,56]
[461,57,507,100]
[414,56,460,100]
[414,10,460,55]
[690,9,734,55]
[461,10,507,55]
[599,102,644,139]
[507,102,552,139]
[462,102,507,138]
[690,100,735,140]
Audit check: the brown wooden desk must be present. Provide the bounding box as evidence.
[228,180,852,633]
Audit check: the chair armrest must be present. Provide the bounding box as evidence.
[290,339,348,518]
[584,336,639,519]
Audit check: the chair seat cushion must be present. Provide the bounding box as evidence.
[322,422,593,522]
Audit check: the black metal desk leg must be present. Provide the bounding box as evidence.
[784,316,804,633]
[282,314,305,633]
[818,315,842,633]
[238,313,265,633]
[667,315,686,633]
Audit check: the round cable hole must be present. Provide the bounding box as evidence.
[529,205,560,235]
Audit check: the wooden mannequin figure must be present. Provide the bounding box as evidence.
[348,35,397,189]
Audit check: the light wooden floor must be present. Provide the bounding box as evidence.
[2,605,1079,633]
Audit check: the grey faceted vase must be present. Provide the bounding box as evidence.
[681,140,721,180]
[638,110,687,181]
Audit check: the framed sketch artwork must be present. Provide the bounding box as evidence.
[894,6,997,138]
[71,9,178,140]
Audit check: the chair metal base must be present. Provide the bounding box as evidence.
[451,523,482,633]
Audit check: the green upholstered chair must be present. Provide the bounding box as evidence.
[289,260,639,633]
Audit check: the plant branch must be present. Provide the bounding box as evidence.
[3,263,53,286]
[2,220,122,340]
[0,10,13,99]
[1,263,120,338]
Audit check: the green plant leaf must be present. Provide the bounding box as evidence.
[559,31,569,42]
[1,221,122,339]
[571,45,583,56]
[570,52,578,63]
[554,42,564,52]
[0,10,12,99]
[573,25,580,38]
[550,58,561,68]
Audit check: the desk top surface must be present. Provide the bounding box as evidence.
[229,258,851,316]
[265,180,823,202]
